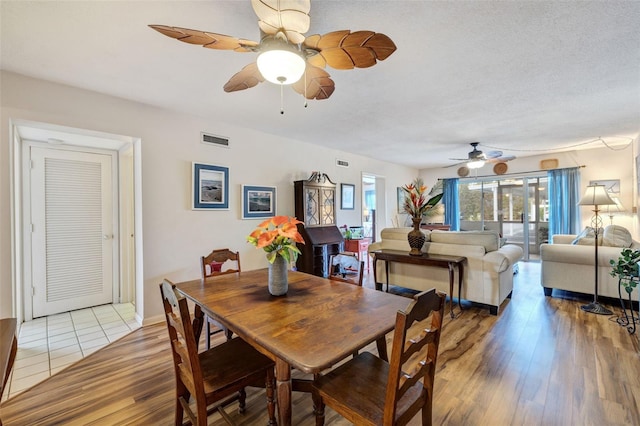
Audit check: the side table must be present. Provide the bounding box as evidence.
[344,238,371,271]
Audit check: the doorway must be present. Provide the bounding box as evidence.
[11,120,142,322]
[362,173,386,242]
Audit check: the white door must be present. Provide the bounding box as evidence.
[30,146,115,317]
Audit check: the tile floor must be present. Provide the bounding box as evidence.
[1,303,140,402]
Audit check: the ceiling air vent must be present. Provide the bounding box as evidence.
[336,159,349,168]
[201,132,229,148]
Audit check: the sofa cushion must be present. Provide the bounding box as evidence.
[430,230,500,252]
[602,225,632,248]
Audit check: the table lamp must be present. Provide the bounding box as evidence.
[578,184,616,315]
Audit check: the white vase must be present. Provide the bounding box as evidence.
[268,255,288,296]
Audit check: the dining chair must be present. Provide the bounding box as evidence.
[328,253,364,286]
[312,288,446,426]
[201,248,241,349]
[159,279,277,426]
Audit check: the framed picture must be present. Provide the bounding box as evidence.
[589,179,620,195]
[192,162,229,210]
[242,185,276,219]
[397,187,406,213]
[341,183,355,210]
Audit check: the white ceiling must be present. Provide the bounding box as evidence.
[2,1,639,169]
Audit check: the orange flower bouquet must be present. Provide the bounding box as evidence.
[401,178,443,219]
[247,216,305,263]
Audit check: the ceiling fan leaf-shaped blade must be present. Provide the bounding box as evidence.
[363,33,397,60]
[321,48,358,70]
[303,34,321,49]
[252,0,310,44]
[311,30,397,70]
[292,65,335,100]
[149,25,258,52]
[316,30,350,49]
[486,150,503,159]
[223,62,265,93]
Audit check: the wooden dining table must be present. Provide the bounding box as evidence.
[175,268,411,426]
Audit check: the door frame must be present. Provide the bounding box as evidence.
[10,119,144,324]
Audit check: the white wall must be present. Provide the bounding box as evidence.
[0,71,418,321]
[420,143,639,239]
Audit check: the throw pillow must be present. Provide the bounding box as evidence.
[603,225,633,248]
[571,227,602,246]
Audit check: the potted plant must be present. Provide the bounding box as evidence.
[401,178,443,255]
[609,248,640,334]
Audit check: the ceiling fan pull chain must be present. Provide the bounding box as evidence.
[304,68,308,108]
[280,84,284,115]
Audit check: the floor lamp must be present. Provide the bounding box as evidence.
[578,184,616,315]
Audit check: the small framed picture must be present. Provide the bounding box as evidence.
[192,162,229,210]
[341,183,355,210]
[242,185,276,219]
[397,187,406,213]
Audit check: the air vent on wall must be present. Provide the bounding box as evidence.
[201,132,230,148]
[336,159,349,168]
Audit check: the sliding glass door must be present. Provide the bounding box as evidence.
[458,175,548,260]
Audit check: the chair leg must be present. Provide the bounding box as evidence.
[422,396,433,426]
[224,327,233,341]
[238,388,247,414]
[266,368,277,426]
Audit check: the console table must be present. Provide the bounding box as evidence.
[371,249,466,318]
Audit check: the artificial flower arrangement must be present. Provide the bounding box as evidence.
[401,177,443,219]
[247,215,305,263]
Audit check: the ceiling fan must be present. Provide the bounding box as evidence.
[446,142,516,170]
[149,0,397,101]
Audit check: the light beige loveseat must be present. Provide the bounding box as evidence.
[368,228,523,315]
[540,225,640,299]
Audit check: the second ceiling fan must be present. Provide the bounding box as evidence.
[447,142,516,174]
[149,0,397,101]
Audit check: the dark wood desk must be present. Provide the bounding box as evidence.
[175,269,409,426]
[372,249,466,318]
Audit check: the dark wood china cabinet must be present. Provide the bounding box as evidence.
[294,172,344,277]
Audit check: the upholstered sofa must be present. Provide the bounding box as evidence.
[368,228,523,315]
[540,225,640,298]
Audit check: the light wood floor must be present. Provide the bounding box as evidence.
[1,262,639,425]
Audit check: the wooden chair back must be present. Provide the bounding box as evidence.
[201,248,241,279]
[385,288,446,424]
[328,253,364,286]
[160,279,277,425]
[159,280,206,408]
[1,318,18,425]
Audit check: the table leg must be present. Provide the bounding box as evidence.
[192,304,205,346]
[373,256,382,291]
[375,337,389,362]
[448,262,455,318]
[458,262,464,312]
[385,260,390,292]
[275,357,292,426]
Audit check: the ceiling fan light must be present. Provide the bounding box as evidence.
[257,49,305,85]
[467,159,485,169]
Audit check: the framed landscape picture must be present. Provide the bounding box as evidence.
[242,185,276,219]
[192,162,229,210]
[341,183,355,210]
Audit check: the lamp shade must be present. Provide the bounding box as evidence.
[578,184,615,206]
[256,49,305,85]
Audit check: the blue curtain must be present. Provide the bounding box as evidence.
[443,178,460,231]
[548,167,581,238]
